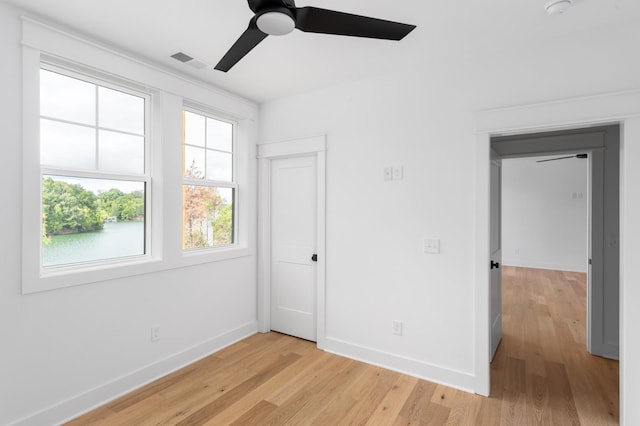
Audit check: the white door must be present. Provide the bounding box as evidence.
[270,156,317,341]
[489,148,502,360]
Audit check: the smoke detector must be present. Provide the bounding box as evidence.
[545,0,572,15]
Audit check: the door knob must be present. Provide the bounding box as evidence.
[490,260,500,269]
[311,254,318,262]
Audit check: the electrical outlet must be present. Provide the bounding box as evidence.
[151,325,160,342]
[393,320,403,336]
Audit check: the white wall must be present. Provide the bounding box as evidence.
[501,156,588,272]
[259,15,640,423]
[3,0,640,424]
[0,3,259,425]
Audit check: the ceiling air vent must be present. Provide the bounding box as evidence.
[170,52,211,70]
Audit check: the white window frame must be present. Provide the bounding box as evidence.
[39,63,152,271]
[181,105,239,252]
[21,18,254,294]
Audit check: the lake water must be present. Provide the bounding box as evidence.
[42,221,145,267]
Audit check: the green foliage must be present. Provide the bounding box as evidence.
[97,188,144,222]
[42,177,104,236]
[213,203,233,246]
[42,178,145,238]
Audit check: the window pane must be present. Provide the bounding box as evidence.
[184,146,205,178]
[40,119,96,169]
[184,111,205,147]
[206,117,232,152]
[98,86,145,134]
[40,69,95,125]
[99,130,144,174]
[206,150,232,182]
[182,185,234,249]
[42,176,145,267]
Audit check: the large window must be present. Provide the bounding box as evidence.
[182,109,236,250]
[39,66,149,268]
[23,20,253,294]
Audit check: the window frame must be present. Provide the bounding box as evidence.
[39,63,152,272]
[22,18,255,294]
[181,105,239,252]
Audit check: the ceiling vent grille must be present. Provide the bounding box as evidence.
[170,52,211,69]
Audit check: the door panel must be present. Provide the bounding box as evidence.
[270,156,317,341]
[490,148,502,361]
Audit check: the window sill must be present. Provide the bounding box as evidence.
[22,246,253,295]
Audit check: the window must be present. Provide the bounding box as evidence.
[23,20,254,293]
[182,109,236,250]
[39,66,149,268]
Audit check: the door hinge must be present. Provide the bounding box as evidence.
[490,260,500,270]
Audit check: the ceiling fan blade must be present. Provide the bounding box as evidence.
[294,7,416,40]
[215,18,268,72]
[536,153,588,163]
[248,0,294,14]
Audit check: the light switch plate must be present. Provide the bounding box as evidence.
[392,166,403,180]
[384,167,393,181]
[423,238,440,254]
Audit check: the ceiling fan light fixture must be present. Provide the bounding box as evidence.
[256,11,295,35]
[545,0,572,15]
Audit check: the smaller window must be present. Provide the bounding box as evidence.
[182,109,236,250]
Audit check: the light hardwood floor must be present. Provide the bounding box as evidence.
[68,267,618,425]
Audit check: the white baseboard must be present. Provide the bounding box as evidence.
[11,321,258,426]
[322,337,477,394]
[502,258,588,273]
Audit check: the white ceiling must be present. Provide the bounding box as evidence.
[5,0,640,103]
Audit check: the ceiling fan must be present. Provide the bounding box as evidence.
[536,153,588,163]
[215,0,417,72]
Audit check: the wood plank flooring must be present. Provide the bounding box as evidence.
[68,267,618,425]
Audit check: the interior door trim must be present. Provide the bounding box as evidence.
[257,135,327,349]
[474,89,640,403]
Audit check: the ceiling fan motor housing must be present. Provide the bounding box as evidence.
[256,6,296,35]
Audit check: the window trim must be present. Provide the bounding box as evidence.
[21,19,255,294]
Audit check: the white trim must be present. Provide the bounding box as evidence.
[474,90,640,423]
[323,337,476,393]
[257,135,327,349]
[21,16,256,117]
[476,89,640,134]
[258,135,327,158]
[9,322,258,426]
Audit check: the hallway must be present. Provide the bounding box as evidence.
[492,266,619,424]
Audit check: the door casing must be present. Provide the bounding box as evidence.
[257,135,327,349]
[474,90,640,405]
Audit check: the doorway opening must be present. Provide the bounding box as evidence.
[488,125,620,421]
[490,124,620,360]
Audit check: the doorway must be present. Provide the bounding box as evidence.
[257,136,327,348]
[490,125,620,361]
